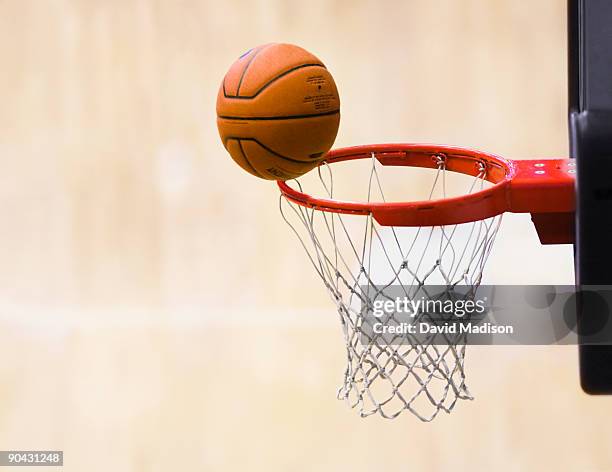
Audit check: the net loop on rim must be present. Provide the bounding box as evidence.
[279,145,504,420]
[432,152,447,168]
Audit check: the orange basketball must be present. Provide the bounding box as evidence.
[216,43,340,180]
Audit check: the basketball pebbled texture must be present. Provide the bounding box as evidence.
[216,43,340,180]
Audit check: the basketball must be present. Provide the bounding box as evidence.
[216,43,340,180]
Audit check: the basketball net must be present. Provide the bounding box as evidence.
[280,153,502,421]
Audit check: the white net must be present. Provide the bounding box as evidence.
[280,152,502,421]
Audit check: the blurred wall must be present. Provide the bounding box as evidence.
[0,1,604,471]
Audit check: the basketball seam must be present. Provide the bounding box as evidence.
[234,138,265,178]
[218,109,339,121]
[232,137,326,165]
[235,45,270,96]
[224,63,327,99]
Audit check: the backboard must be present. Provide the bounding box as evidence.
[569,0,612,393]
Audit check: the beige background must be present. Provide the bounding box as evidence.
[0,0,607,471]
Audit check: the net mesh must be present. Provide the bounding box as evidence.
[280,152,502,421]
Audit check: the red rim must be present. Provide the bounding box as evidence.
[277,143,575,234]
